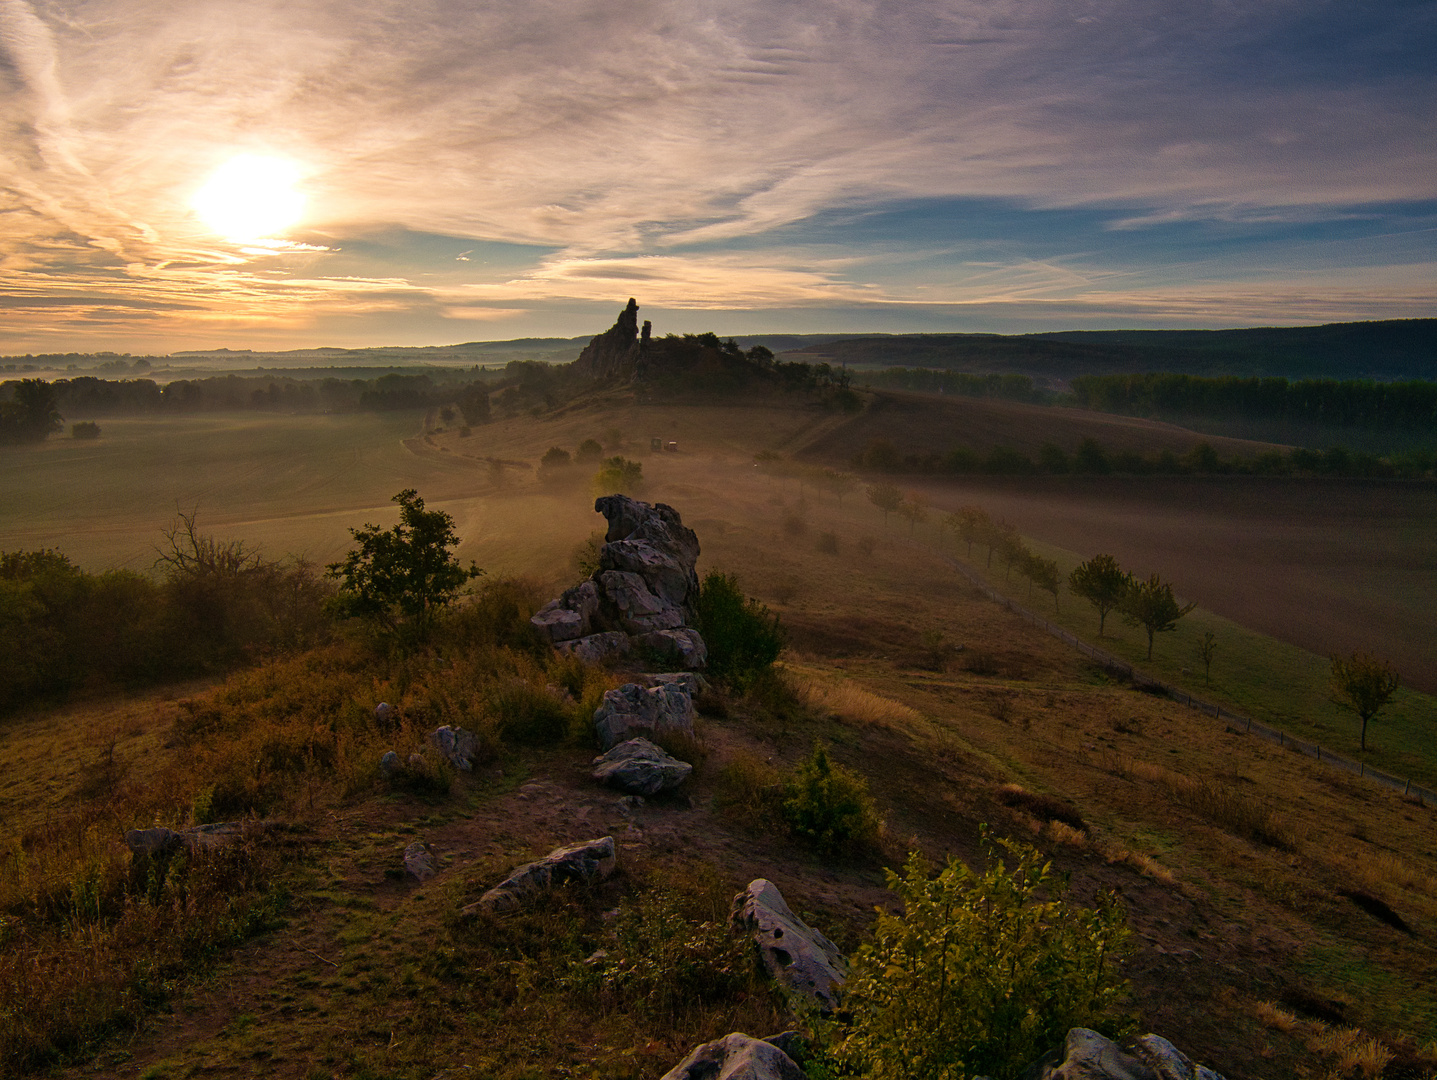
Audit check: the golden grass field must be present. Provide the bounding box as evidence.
[3,390,1436,1080]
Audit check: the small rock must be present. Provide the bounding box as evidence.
[659,1032,806,1080]
[404,841,437,882]
[379,750,400,776]
[408,752,425,768]
[592,738,692,795]
[733,879,847,1013]
[471,836,617,912]
[429,725,478,770]
[375,702,394,723]
[1022,1029,1225,1080]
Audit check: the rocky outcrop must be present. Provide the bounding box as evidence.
[659,1033,806,1080]
[732,879,848,1013]
[592,682,695,751]
[1024,1029,1226,1080]
[591,738,692,795]
[470,836,617,913]
[573,298,643,381]
[532,495,707,670]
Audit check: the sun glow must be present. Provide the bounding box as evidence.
[193,155,305,241]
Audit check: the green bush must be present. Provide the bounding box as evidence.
[695,571,785,689]
[826,834,1131,1080]
[489,681,571,746]
[593,456,643,494]
[782,744,882,854]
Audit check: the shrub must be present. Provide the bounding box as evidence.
[575,438,604,463]
[826,835,1131,1080]
[489,681,571,746]
[782,744,882,855]
[695,571,785,690]
[593,456,643,494]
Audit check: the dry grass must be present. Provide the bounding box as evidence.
[783,668,924,730]
[1255,1000,1302,1033]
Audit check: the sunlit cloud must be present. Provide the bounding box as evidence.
[0,0,1433,350]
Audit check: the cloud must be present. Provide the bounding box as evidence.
[0,0,1433,349]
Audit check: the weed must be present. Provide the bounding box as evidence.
[714,750,785,831]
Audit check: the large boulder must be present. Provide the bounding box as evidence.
[592,738,692,795]
[659,1033,806,1080]
[471,836,617,912]
[1023,1030,1226,1080]
[530,495,707,668]
[732,879,847,1013]
[593,682,695,751]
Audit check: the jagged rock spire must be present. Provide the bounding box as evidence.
[574,298,643,380]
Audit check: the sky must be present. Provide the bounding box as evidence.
[1,0,1434,353]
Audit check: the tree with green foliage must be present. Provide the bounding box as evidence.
[822,468,859,508]
[575,437,604,463]
[1024,552,1062,612]
[867,482,902,526]
[1121,573,1196,660]
[694,570,785,689]
[997,524,1027,582]
[594,456,643,494]
[326,489,482,640]
[1329,651,1400,751]
[782,743,882,854]
[1068,554,1131,637]
[826,833,1130,1080]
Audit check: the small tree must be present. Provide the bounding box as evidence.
[823,469,859,508]
[1330,651,1400,752]
[594,456,643,494]
[1121,573,1196,660]
[897,491,929,535]
[575,438,604,463]
[1025,553,1061,613]
[828,833,1130,1080]
[955,506,989,559]
[326,489,482,640]
[782,743,882,854]
[1196,631,1217,685]
[997,525,1027,582]
[695,571,785,689]
[1068,554,1130,637]
[867,482,902,526]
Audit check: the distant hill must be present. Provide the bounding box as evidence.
[784,319,1437,383]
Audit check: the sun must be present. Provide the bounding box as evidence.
[193,154,305,242]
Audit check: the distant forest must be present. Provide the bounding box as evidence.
[787,318,1437,382]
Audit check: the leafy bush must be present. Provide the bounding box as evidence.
[695,571,785,689]
[593,456,643,494]
[826,835,1131,1080]
[782,744,882,854]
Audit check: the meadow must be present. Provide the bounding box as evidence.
[3,394,1437,1079]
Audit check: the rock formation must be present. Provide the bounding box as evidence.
[470,836,617,912]
[572,298,644,381]
[732,879,848,1014]
[531,495,707,669]
[592,682,696,751]
[591,737,693,794]
[1024,1028,1227,1080]
[658,1032,807,1080]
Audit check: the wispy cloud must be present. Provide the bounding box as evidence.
[1,0,1433,349]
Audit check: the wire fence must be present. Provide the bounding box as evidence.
[941,553,1435,807]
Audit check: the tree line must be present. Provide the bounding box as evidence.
[856,435,1436,479]
[1071,372,1437,429]
[863,368,1047,403]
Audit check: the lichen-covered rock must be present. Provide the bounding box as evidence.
[638,628,708,669]
[404,841,437,882]
[592,738,692,795]
[530,494,706,668]
[429,725,477,770]
[472,837,617,912]
[555,631,633,665]
[593,682,695,751]
[659,1032,806,1080]
[732,879,847,1013]
[1022,1029,1226,1080]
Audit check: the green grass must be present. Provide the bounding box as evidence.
[943,532,1437,792]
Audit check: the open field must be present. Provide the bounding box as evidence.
[5,436,1437,1080]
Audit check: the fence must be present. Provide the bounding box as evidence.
[940,553,1435,807]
